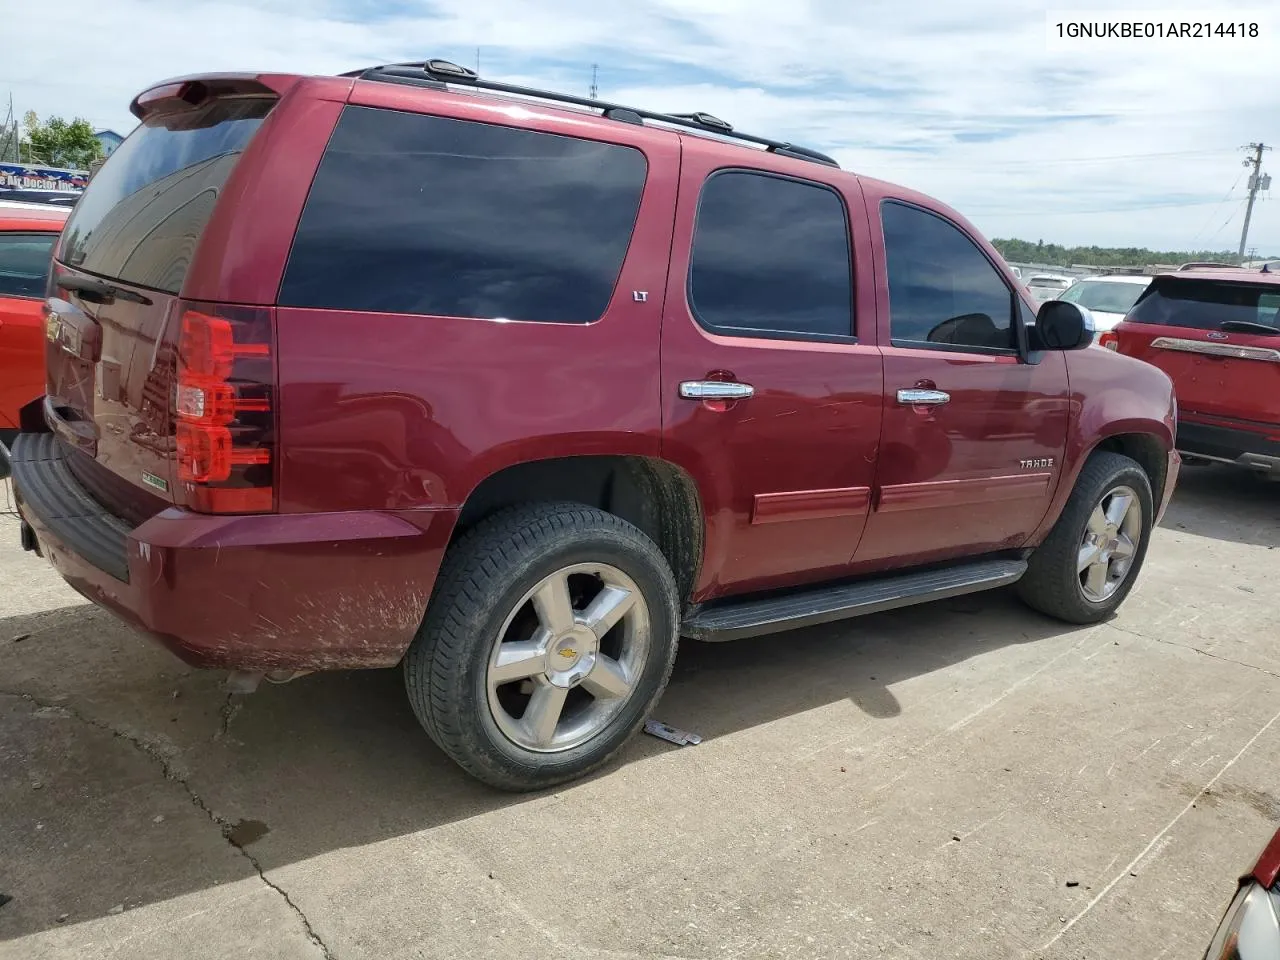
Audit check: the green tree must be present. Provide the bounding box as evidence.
[21,112,103,169]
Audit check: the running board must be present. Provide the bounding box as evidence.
[682,558,1028,642]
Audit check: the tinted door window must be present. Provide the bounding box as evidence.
[0,232,58,297]
[280,107,648,323]
[882,201,1014,351]
[60,96,272,293]
[688,171,853,339]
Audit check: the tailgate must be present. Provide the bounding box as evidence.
[1117,277,1280,425]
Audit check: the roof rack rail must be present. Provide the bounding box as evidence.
[341,59,840,169]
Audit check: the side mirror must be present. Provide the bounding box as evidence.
[1033,300,1095,351]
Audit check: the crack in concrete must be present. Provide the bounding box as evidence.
[1103,621,1280,681]
[1,689,335,959]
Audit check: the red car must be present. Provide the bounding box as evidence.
[1203,827,1280,958]
[1103,268,1280,478]
[7,62,1178,789]
[0,200,67,450]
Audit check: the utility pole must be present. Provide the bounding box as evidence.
[589,64,598,99]
[1239,142,1271,259]
[1,94,15,163]
[475,47,481,74]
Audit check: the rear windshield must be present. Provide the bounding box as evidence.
[1128,279,1280,335]
[59,96,272,294]
[1059,280,1148,314]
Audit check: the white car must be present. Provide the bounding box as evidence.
[1055,274,1153,334]
[1025,274,1075,303]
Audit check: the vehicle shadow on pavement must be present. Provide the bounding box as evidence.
[1159,463,1279,548]
[0,586,1062,941]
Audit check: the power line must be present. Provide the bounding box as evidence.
[884,148,1225,170]
[1205,200,1248,246]
[1187,169,1245,247]
[967,197,1243,217]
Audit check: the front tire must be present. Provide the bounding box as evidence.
[404,503,680,791]
[1017,452,1154,624]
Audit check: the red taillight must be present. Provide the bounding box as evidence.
[1099,331,1119,351]
[175,304,275,514]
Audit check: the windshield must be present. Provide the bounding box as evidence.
[1059,280,1149,314]
[1128,279,1280,335]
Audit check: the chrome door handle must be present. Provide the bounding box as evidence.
[897,388,950,406]
[680,381,754,400]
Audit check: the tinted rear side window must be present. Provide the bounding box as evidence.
[60,97,273,293]
[280,107,648,323]
[688,171,852,339]
[0,232,57,297]
[1128,279,1280,334]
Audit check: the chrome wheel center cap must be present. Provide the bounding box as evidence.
[547,629,596,687]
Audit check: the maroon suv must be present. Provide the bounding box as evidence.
[5,61,1179,790]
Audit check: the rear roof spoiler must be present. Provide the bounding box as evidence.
[130,74,301,120]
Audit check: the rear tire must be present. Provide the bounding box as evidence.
[1017,452,1154,624]
[404,502,680,791]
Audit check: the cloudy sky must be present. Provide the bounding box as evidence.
[3,0,1276,253]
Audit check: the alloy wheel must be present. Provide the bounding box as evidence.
[1077,484,1143,603]
[486,562,650,753]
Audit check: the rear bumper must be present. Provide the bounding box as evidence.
[10,433,457,671]
[1177,416,1280,475]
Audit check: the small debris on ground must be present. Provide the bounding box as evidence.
[107,904,124,915]
[0,893,12,909]
[31,781,43,791]
[643,720,702,746]
[1066,880,1079,888]
[56,913,68,923]
[951,835,962,842]
[840,766,847,773]
[10,634,28,643]
[152,815,165,824]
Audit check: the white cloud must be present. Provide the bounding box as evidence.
[4,0,1276,251]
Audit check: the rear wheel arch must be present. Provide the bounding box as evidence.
[452,455,705,608]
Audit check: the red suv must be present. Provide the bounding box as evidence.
[0,201,68,452]
[1104,268,1280,478]
[6,61,1179,790]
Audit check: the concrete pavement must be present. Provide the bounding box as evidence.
[1,463,1277,959]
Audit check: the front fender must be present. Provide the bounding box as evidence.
[1027,350,1176,545]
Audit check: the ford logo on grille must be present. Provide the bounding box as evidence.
[1205,331,1229,340]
